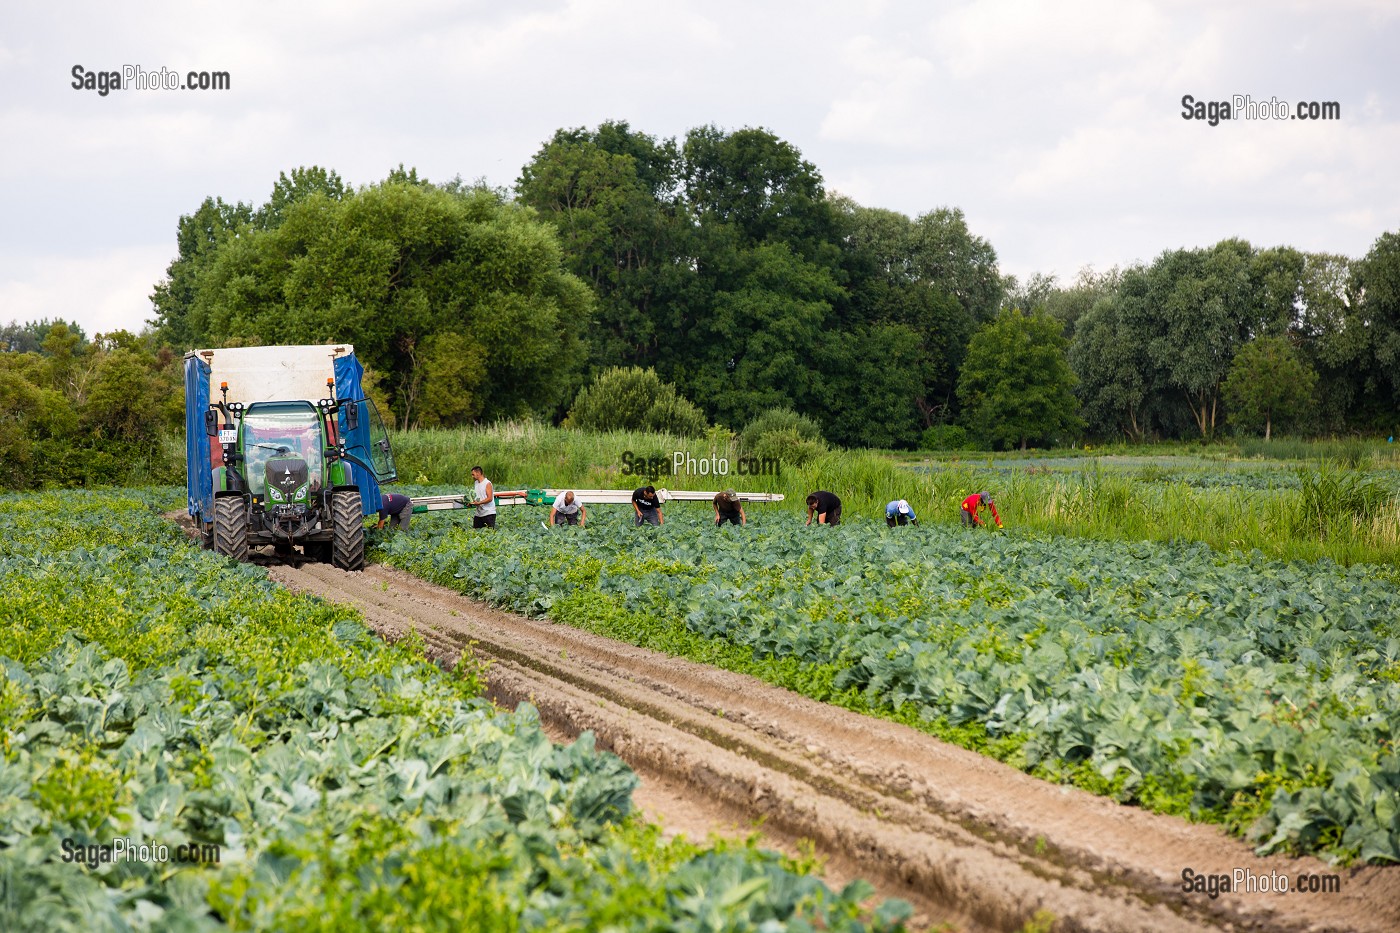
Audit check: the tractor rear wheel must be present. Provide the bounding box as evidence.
[331,490,365,571]
[213,497,249,562]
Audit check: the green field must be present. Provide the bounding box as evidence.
[393,424,1400,567]
[0,490,911,932]
[363,424,1400,864]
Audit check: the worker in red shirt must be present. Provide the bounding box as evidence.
[960,491,1002,529]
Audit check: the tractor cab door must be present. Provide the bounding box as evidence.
[341,398,398,484]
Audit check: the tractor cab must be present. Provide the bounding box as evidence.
[240,400,333,520]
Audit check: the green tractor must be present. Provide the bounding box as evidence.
[201,382,396,569]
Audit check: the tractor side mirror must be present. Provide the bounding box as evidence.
[345,400,360,432]
[204,409,220,437]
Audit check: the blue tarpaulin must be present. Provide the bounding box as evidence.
[334,354,381,517]
[184,356,212,522]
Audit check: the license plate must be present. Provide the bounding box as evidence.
[219,429,238,444]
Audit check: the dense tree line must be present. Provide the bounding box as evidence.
[1061,237,1400,442]
[0,324,183,487]
[514,123,998,447]
[5,125,1397,484]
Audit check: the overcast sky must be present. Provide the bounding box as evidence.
[2,0,1397,337]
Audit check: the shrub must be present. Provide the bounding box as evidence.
[564,367,708,437]
[739,408,826,466]
[918,424,969,451]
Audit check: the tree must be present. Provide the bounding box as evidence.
[1000,271,1058,315]
[150,196,253,348]
[681,243,839,429]
[906,207,1004,326]
[253,166,347,230]
[0,318,87,355]
[1351,231,1400,421]
[1222,336,1317,440]
[1120,240,1262,439]
[179,177,593,426]
[682,125,838,264]
[833,198,972,427]
[958,308,1082,450]
[1068,267,1191,441]
[516,123,696,374]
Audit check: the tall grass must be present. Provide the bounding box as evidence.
[1237,436,1400,467]
[393,423,1400,567]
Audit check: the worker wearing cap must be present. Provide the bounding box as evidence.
[549,491,586,527]
[713,489,746,526]
[960,491,1002,528]
[377,492,412,531]
[885,499,918,527]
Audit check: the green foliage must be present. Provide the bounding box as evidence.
[0,491,911,932]
[519,124,1001,448]
[0,327,184,490]
[159,173,593,427]
[959,308,1082,449]
[377,503,1400,863]
[918,424,969,451]
[416,331,488,427]
[738,407,826,466]
[1294,466,1396,540]
[1223,336,1318,440]
[565,366,708,437]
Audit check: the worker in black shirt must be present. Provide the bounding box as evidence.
[805,490,841,526]
[632,485,664,526]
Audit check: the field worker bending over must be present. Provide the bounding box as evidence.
[805,490,841,526]
[469,465,496,529]
[713,489,746,526]
[377,492,412,531]
[633,485,663,526]
[960,491,1002,529]
[885,499,918,526]
[549,491,586,527]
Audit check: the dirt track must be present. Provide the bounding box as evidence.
[262,557,1398,933]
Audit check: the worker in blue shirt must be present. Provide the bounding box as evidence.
[885,499,918,527]
[377,492,413,530]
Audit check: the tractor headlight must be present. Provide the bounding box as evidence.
[294,482,310,501]
[267,485,284,503]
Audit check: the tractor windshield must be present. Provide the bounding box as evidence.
[240,401,324,497]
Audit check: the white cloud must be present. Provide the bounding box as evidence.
[0,246,171,335]
[931,0,1167,79]
[0,0,1396,336]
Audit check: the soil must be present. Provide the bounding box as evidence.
[170,516,1398,932]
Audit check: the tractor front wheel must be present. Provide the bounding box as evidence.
[331,490,365,571]
[213,497,249,562]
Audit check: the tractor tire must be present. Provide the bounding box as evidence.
[331,490,365,571]
[213,497,249,563]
